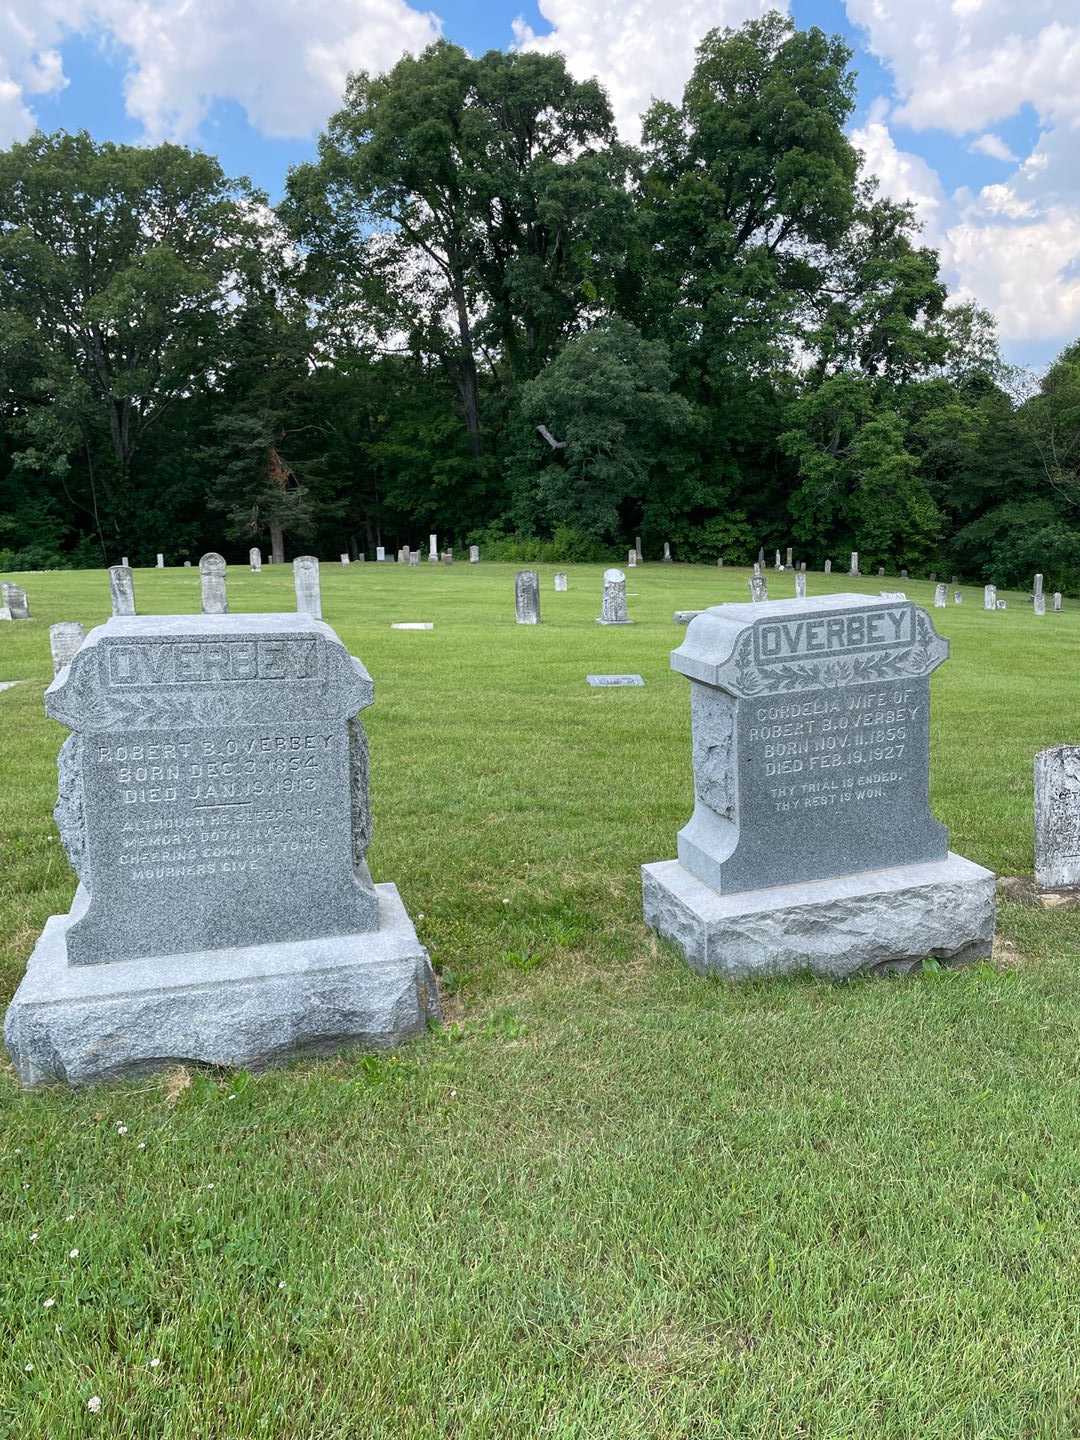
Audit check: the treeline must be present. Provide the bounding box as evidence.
[1,13,1079,588]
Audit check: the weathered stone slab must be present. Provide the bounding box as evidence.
[795,572,806,599]
[293,556,321,619]
[598,568,631,625]
[1054,592,1062,611]
[108,566,136,617]
[199,553,227,615]
[50,623,86,676]
[587,674,645,687]
[4,583,30,619]
[340,553,350,566]
[4,883,437,1087]
[469,545,479,563]
[984,584,997,610]
[391,623,434,630]
[554,573,568,592]
[515,570,540,625]
[41,614,379,965]
[1034,747,1080,890]
[663,542,672,562]
[668,595,949,894]
[250,548,262,573]
[934,583,946,607]
[643,854,995,979]
[674,610,702,624]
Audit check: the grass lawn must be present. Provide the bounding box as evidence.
[2,560,1080,1439]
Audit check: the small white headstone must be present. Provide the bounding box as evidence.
[1054,592,1062,612]
[156,553,164,568]
[250,547,262,573]
[341,553,350,566]
[795,572,806,599]
[469,545,479,563]
[587,674,645,687]
[554,573,568,591]
[984,584,997,610]
[49,622,86,675]
[391,622,434,631]
[849,552,858,576]
[934,583,946,608]
[199,553,227,615]
[108,565,136,617]
[293,555,322,619]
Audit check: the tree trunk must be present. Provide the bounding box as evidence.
[450,277,482,457]
[270,521,285,565]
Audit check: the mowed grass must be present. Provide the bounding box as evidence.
[2,560,1080,1439]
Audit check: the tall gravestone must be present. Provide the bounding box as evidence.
[199,553,227,615]
[794,571,806,600]
[1035,591,1046,616]
[598,569,631,625]
[984,584,997,610]
[642,594,995,978]
[748,574,767,603]
[4,608,438,1085]
[156,554,165,569]
[824,560,832,575]
[250,548,262,573]
[108,566,136,618]
[849,553,859,576]
[340,553,350,566]
[663,543,672,563]
[775,550,782,571]
[554,573,568,592]
[786,547,793,569]
[376,546,385,562]
[50,623,86,675]
[469,545,480,563]
[1054,592,1062,612]
[934,583,947,608]
[294,556,322,620]
[3,583,30,620]
[1035,748,1080,891]
[515,571,540,625]
[428,535,438,564]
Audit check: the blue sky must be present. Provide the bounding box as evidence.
[3,0,1078,368]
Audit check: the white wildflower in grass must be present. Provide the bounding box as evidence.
[115,1124,128,1136]
[42,1298,55,1309]
[149,1358,160,1369]
[137,1142,146,1150]
[29,1231,38,1242]
[69,1248,79,1259]
[87,1396,101,1414]
[65,1214,75,1221]
[277,1281,286,1290]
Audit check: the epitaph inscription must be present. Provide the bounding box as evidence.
[46,615,378,965]
[672,595,948,893]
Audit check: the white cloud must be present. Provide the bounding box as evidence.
[970,132,1017,164]
[512,0,788,141]
[850,118,947,239]
[844,0,1080,354]
[0,0,442,146]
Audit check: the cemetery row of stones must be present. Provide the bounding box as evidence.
[2,555,1074,1089]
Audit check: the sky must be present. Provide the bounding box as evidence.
[0,0,1076,369]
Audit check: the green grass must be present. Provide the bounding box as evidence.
[2,560,1079,1438]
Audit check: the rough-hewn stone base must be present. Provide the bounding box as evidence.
[643,853,995,980]
[4,883,439,1087]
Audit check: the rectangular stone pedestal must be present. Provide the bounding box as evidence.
[4,883,439,1087]
[643,854,995,980]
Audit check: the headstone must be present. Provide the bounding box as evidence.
[3,612,439,1086]
[391,623,434,631]
[515,571,540,625]
[4,584,30,620]
[954,592,962,605]
[786,548,793,568]
[900,570,908,580]
[1035,747,1080,891]
[951,576,958,586]
[428,534,437,561]
[996,600,1008,610]
[879,591,907,602]
[794,571,806,600]
[1035,592,1046,616]
[441,551,453,565]
[934,583,946,608]
[184,561,192,568]
[49,622,86,676]
[627,550,637,568]
[469,545,479,563]
[1054,592,1062,612]
[598,568,632,625]
[554,573,568,592]
[156,554,164,569]
[108,566,136,618]
[753,562,761,578]
[984,584,997,610]
[929,573,936,583]
[748,574,768,603]
[0,586,12,622]
[877,567,885,578]
[409,551,420,566]
[717,558,724,569]
[775,550,782,571]
[824,560,832,575]
[635,536,643,562]
[758,547,765,567]
[642,594,995,979]
[800,562,806,573]
[674,611,702,625]
[1034,573,1044,600]
[663,542,672,563]
[587,674,645,687]
[849,552,859,576]
[199,553,227,615]
[250,548,262,573]
[376,546,385,563]
[340,553,350,566]
[122,556,129,569]
[293,556,322,620]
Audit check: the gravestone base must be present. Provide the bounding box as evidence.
[643,853,995,980]
[5,882,439,1087]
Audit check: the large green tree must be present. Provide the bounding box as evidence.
[0,130,269,559]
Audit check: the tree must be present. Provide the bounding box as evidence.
[282,42,635,460]
[508,318,694,541]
